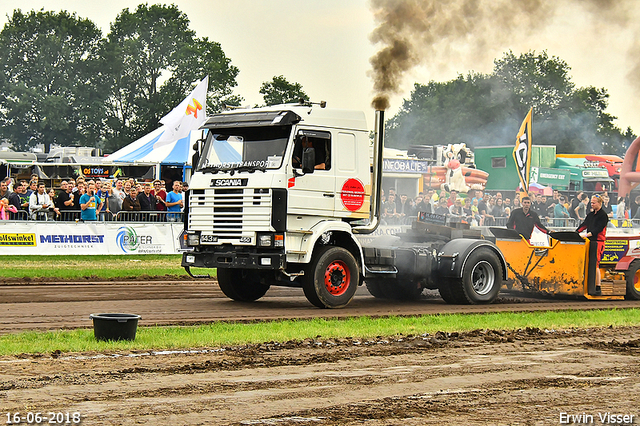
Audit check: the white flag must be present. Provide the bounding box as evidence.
[156,76,208,146]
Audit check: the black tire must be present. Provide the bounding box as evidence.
[624,260,640,300]
[366,278,422,300]
[365,279,388,299]
[449,249,502,304]
[216,268,270,302]
[303,246,359,308]
[439,282,463,304]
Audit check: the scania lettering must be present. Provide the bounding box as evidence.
[213,179,247,187]
[182,103,507,308]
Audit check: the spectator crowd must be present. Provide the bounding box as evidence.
[0,175,635,229]
[0,175,187,222]
[380,186,628,228]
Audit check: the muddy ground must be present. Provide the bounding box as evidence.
[2,280,639,333]
[2,325,639,425]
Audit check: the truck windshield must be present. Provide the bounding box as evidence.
[197,126,291,172]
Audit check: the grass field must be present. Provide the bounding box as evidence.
[0,255,212,279]
[1,255,639,357]
[1,309,639,356]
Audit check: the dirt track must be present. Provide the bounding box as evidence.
[1,280,640,333]
[2,325,639,425]
[1,280,640,425]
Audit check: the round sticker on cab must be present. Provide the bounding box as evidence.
[340,178,365,211]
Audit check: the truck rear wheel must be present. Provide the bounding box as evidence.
[216,268,270,302]
[366,278,422,300]
[439,284,463,304]
[303,246,359,308]
[448,249,502,304]
[365,279,388,299]
[624,260,640,300]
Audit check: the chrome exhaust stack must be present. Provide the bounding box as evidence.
[354,110,384,234]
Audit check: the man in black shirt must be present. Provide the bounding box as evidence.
[506,196,548,239]
[576,194,609,295]
[56,181,72,210]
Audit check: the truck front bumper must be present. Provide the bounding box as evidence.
[182,248,286,270]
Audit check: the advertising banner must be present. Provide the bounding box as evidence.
[0,222,183,255]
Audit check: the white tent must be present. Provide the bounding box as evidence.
[106,76,209,170]
[106,126,202,165]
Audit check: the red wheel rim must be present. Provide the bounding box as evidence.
[324,260,350,296]
[634,270,640,292]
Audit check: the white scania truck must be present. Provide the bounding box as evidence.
[182,103,507,308]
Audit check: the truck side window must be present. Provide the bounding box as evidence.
[292,134,331,170]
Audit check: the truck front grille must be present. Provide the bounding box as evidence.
[189,188,272,238]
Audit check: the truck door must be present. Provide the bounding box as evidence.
[288,129,336,217]
[333,131,367,217]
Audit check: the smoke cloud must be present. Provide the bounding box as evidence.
[369,0,639,111]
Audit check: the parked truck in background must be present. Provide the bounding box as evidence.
[475,145,613,193]
[181,103,507,308]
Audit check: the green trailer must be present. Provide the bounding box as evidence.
[474,145,612,192]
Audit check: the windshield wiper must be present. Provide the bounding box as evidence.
[234,165,268,173]
[199,165,226,174]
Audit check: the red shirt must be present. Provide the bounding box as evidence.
[151,189,167,211]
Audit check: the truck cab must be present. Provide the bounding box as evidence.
[554,156,614,192]
[182,104,373,308]
[182,103,507,308]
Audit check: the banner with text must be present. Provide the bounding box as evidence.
[0,222,184,255]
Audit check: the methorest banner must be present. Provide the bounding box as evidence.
[0,222,184,255]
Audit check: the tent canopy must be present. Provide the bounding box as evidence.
[106,127,204,165]
[528,182,553,196]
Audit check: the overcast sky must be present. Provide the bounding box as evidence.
[1,0,639,139]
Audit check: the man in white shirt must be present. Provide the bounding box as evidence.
[29,182,55,220]
[111,179,126,210]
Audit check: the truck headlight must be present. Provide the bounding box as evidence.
[258,234,272,247]
[186,232,200,246]
[257,233,284,248]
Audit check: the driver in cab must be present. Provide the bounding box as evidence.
[292,135,326,170]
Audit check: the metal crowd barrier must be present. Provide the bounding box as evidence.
[8,210,29,221]
[492,217,508,227]
[114,211,184,222]
[548,217,578,228]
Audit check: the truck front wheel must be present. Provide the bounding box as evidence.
[448,249,502,304]
[624,260,640,300]
[216,268,271,302]
[303,246,359,308]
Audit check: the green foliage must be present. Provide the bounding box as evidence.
[0,5,241,154]
[0,10,108,152]
[102,4,240,152]
[386,50,636,155]
[259,75,310,106]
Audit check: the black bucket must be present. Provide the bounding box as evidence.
[89,313,141,341]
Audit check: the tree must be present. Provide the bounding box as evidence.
[259,75,309,106]
[385,51,635,156]
[0,10,107,152]
[102,4,240,151]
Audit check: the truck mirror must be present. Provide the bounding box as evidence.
[302,148,315,174]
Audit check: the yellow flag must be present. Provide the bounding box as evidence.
[513,108,533,192]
